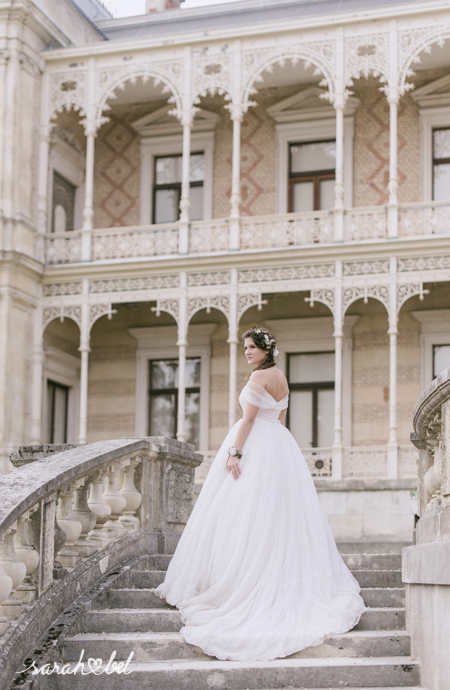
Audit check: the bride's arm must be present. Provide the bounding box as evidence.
[278,408,287,425]
[226,401,259,480]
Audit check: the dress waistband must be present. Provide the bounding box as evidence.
[255,417,281,424]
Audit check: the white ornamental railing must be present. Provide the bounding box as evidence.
[189,219,229,254]
[301,447,332,476]
[398,200,450,238]
[343,446,388,477]
[91,223,179,260]
[240,211,333,250]
[45,232,82,264]
[344,206,388,242]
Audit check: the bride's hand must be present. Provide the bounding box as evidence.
[227,455,241,481]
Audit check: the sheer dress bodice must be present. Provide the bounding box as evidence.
[239,380,289,423]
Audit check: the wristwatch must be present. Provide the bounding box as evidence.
[228,446,243,459]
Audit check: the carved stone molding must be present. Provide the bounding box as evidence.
[192,45,233,104]
[90,276,179,293]
[43,283,83,297]
[343,260,390,276]
[397,256,450,273]
[344,32,390,88]
[238,264,335,283]
[187,272,231,287]
[49,69,87,120]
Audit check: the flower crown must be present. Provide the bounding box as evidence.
[250,326,279,357]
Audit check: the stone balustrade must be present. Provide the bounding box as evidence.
[42,201,450,266]
[0,437,202,687]
[403,367,450,690]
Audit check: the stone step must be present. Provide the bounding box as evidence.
[355,607,405,631]
[342,554,402,571]
[353,569,403,588]
[134,554,172,571]
[107,588,174,609]
[63,629,411,662]
[84,606,405,634]
[42,656,421,689]
[337,541,412,555]
[360,588,405,608]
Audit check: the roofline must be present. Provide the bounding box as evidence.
[65,0,109,41]
[41,0,450,61]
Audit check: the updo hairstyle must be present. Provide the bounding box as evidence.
[242,326,278,378]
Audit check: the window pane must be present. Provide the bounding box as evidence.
[151,361,177,390]
[320,178,335,210]
[52,171,75,233]
[317,389,334,447]
[185,392,200,448]
[433,163,450,201]
[433,129,450,159]
[150,393,176,437]
[53,387,67,443]
[185,358,201,387]
[289,390,313,448]
[289,353,335,384]
[154,188,179,223]
[155,156,182,185]
[190,186,204,221]
[433,345,450,378]
[190,154,205,182]
[46,385,54,444]
[290,141,336,173]
[293,181,314,213]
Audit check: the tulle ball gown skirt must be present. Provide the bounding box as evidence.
[155,415,366,661]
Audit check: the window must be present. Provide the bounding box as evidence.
[289,141,336,212]
[149,358,201,447]
[153,153,205,224]
[433,344,450,378]
[52,171,76,233]
[287,352,335,448]
[433,128,450,201]
[46,380,69,444]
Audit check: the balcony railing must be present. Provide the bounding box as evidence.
[42,201,450,265]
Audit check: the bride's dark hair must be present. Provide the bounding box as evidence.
[242,326,277,379]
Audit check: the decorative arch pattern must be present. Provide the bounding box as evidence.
[343,33,390,90]
[237,293,268,322]
[187,295,230,324]
[399,26,450,95]
[304,288,335,316]
[42,306,82,333]
[397,282,429,315]
[48,69,87,122]
[342,285,389,317]
[242,41,336,112]
[192,47,234,105]
[151,298,180,326]
[89,304,118,330]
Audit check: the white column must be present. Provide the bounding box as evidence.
[0,52,9,249]
[229,104,243,252]
[228,268,238,429]
[30,299,44,444]
[178,113,192,255]
[78,279,90,444]
[387,257,398,478]
[37,72,50,239]
[81,123,96,261]
[388,21,399,239]
[332,260,343,479]
[333,28,345,243]
[177,272,187,442]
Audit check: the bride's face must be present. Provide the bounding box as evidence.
[244,337,267,366]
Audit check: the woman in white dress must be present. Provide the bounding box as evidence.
[155,326,366,662]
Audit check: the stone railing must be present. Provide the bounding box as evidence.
[44,231,82,264]
[189,219,230,253]
[91,223,179,260]
[0,437,201,687]
[240,210,333,249]
[398,200,450,239]
[343,206,388,242]
[302,447,333,477]
[403,368,450,690]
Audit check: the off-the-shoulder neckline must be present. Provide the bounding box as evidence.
[247,379,289,404]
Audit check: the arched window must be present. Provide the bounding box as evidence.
[53,205,67,233]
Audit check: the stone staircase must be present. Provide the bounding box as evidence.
[43,552,423,690]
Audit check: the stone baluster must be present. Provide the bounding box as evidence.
[56,484,82,568]
[101,461,128,542]
[14,508,40,603]
[118,458,142,531]
[87,468,112,547]
[72,476,98,557]
[0,523,26,620]
[423,412,443,507]
[0,551,12,635]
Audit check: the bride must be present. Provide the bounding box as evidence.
[155,326,366,661]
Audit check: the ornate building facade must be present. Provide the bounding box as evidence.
[1,0,450,544]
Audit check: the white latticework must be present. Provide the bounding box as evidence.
[91,226,179,261]
[398,203,450,238]
[49,69,87,119]
[398,445,419,479]
[344,207,387,242]
[344,32,389,87]
[189,220,229,254]
[343,446,388,477]
[240,212,333,250]
[301,448,332,477]
[45,233,82,265]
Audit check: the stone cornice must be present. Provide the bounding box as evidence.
[412,368,450,445]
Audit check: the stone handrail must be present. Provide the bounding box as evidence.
[410,368,450,533]
[0,437,202,687]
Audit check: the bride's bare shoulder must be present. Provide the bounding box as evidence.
[250,368,288,389]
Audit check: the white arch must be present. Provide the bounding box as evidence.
[399,26,450,96]
[342,286,389,318]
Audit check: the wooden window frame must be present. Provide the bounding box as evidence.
[288,140,335,212]
[47,380,69,444]
[152,153,204,225]
[432,127,450,200]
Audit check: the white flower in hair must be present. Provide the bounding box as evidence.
[273,347,279,356]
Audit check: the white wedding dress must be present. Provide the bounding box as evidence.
[154,380,366,661]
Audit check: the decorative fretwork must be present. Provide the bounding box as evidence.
[187,295,230,321]
[192,46,233,103]
[43,282,83,297]
[342,285,389,315]
[90,275,179,293]
[91,226,179,261]
[304,288,335,315]
[237,294,268,322]
[95,60,183,120]
[399,26,450,95]
[89,304,117,329]
[49,69,87,120]
[187,272,231,287]
[397,256,450,273]
[43,305,82,332]
[240,212,333,250]
[242,41,335,110]
[45,233,82,265]
[151,299,179,324]
[398,203,450,238]
[302,449,332,477]
[344,207,387,242]
[344,33,389,88]
[343,260,390,276]
[398,445,419,479]
[343,446,387,478]
[189,220,229,254]
[238,264,335,283]
[397,283,429,314]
